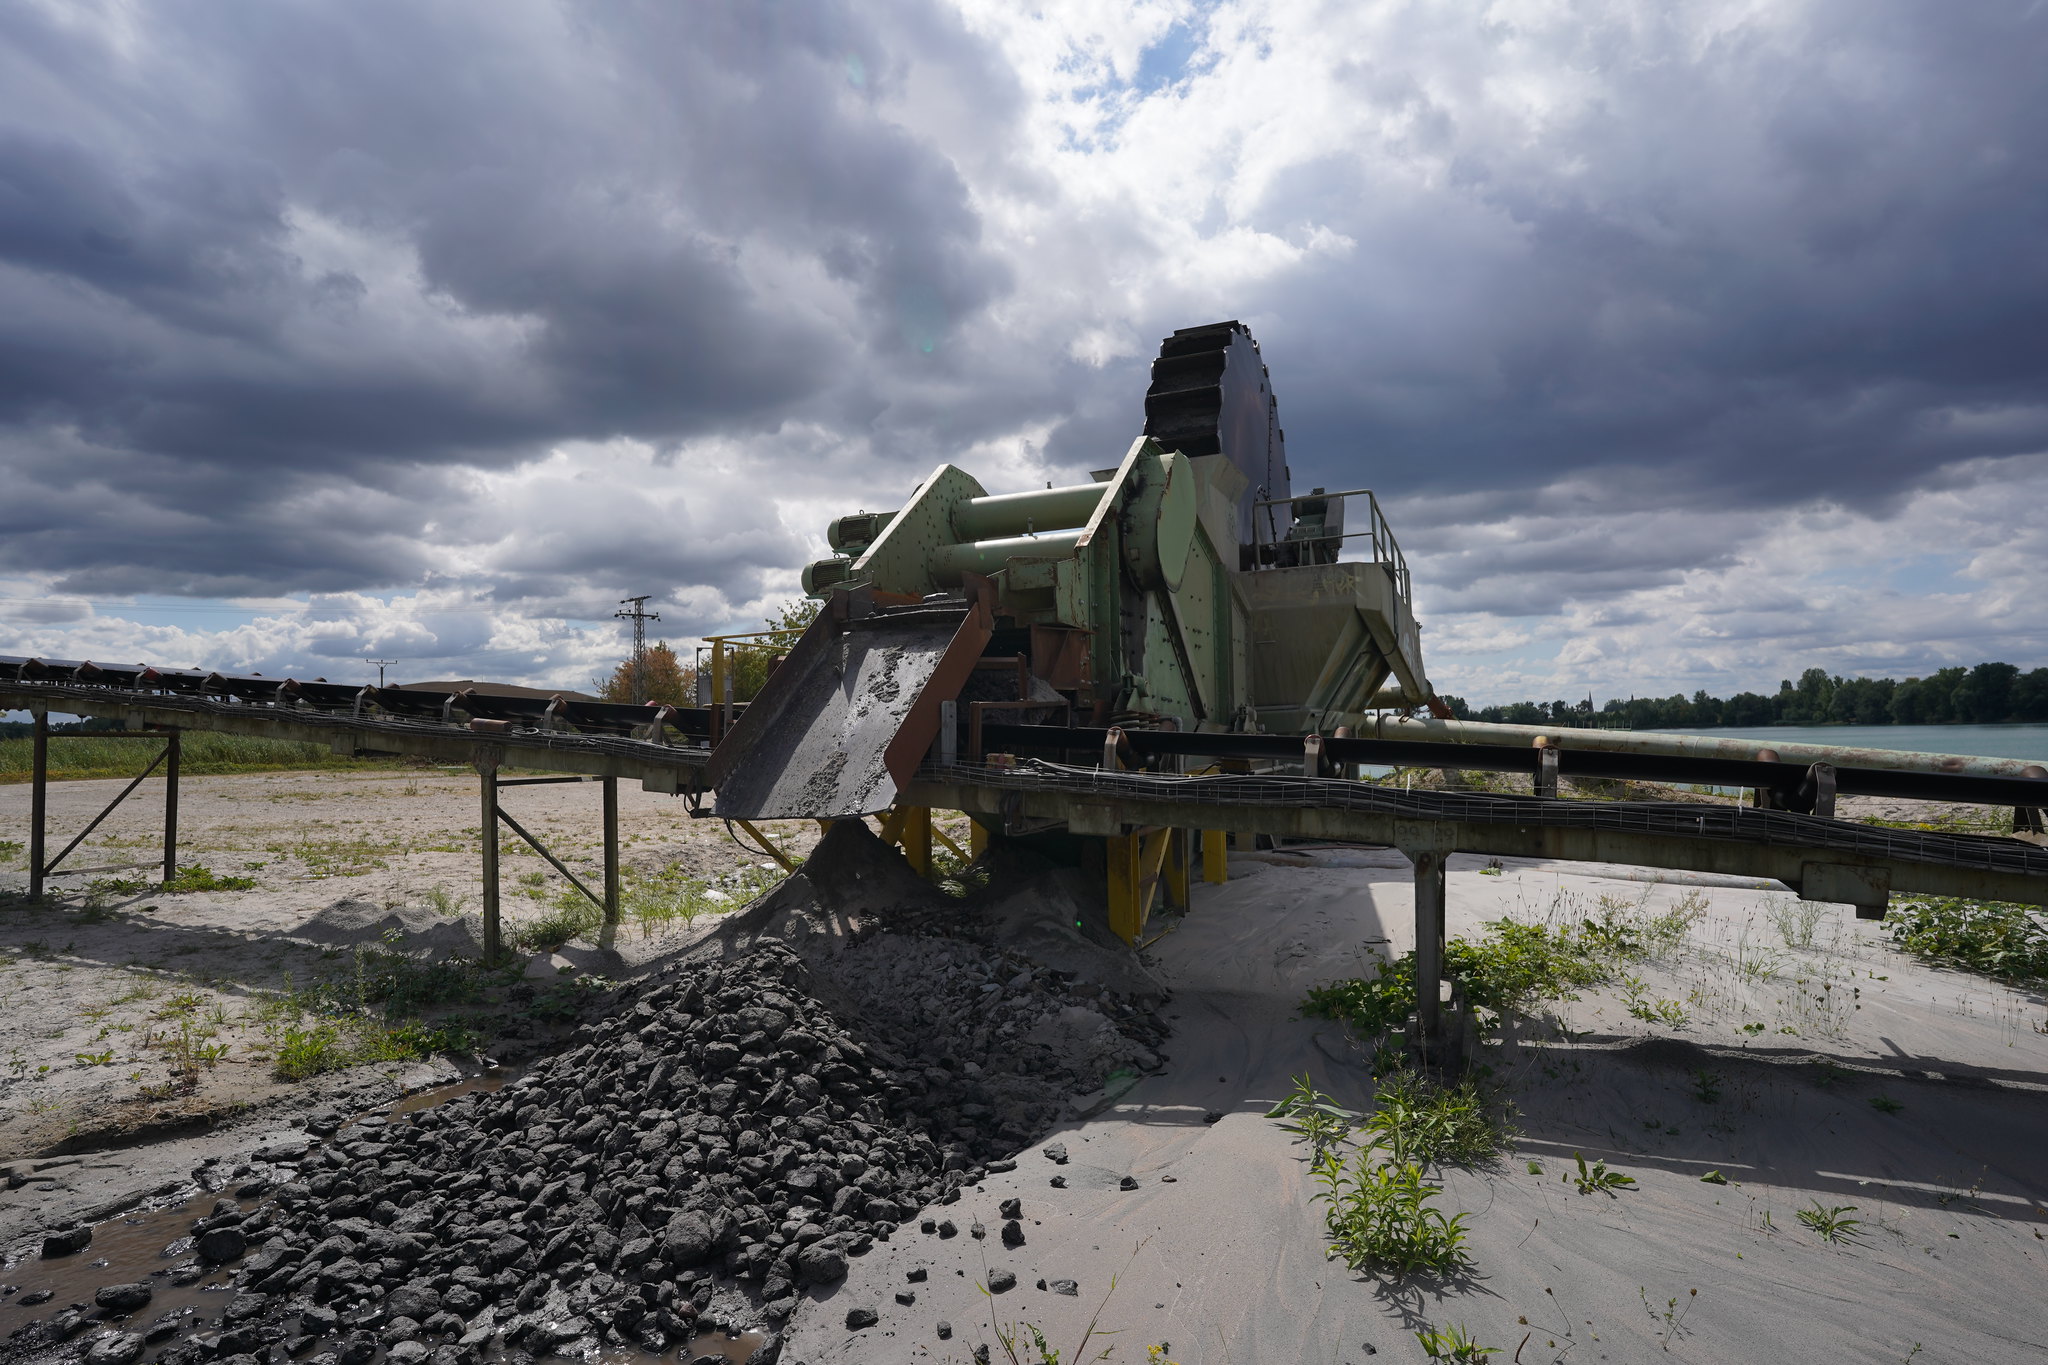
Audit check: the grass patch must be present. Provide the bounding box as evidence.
[0,732,396,784]
[618,862,785,938]
[163,863,258,893]
[253,942,509,1081]
[1881,897,2048,983]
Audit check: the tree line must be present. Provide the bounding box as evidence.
[1442,661,2048,730]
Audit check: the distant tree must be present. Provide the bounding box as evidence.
[1950,661,2019,724]
[2014,668,2048,723]
[596,641,695,707]
[728,598,823,703]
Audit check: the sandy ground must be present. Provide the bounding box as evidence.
[785,847,2048,1365]
[0,767,831,1203]
[5,767,2046,1364]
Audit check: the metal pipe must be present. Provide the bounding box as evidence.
[931,529,1085,579]
[951,483,1106,541]
[1368,715,2048,783]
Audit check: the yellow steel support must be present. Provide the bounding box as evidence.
[1106,825,1176,943]
[969,819,990,859]
[901,805,933,878]
[1165,828,1190,909]
[931,818,968,865]
[1201,829,1228,884]
[735,819,798,873]
[873,804,935,879]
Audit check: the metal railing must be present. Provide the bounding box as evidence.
[1250,488,1411,606]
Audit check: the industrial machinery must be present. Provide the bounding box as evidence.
[7,321,2046,1054]
[711,320,1436,821]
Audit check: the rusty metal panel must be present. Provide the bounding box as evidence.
[709,589,993,820]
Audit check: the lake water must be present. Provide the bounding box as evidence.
[1660,722,2048,763]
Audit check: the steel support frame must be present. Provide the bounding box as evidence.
[476,763,622,965]
[1105,825,1189,943]
[26,715,181,901]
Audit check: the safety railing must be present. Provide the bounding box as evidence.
[1250,488,1411,606]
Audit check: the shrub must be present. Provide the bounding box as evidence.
[1364,1071,1515,1167]
[1302,918,1609,1043]
[1882,897,2048,983]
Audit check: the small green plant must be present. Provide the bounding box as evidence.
[1868,1094,1904,1114]
[162,864,257,893]
[273,1024,346,1080]
[1526,1160,1543,1175]
[1796,1201,1862,1244]
[1689,1069,1722,1104]
[511,897,603,952]
[1640,1286,1698,1350]
[1699,1170,1728,1185]
[1767,897,1826,949]
[1267,1074,1362,1159]
[1570,1152,1636,1195]
[1625,995,1690,1029]
[74,1048,114,1065]
[0,838,23,862]
[1313,1146,1473,1276]
[1415,1322,1497,1361]
[1364,1070,1515,1167]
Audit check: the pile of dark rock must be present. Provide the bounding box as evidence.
[8,826,1169,1365]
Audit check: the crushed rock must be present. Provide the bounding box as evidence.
[4,823,1169,1365]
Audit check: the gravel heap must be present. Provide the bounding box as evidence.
[8,827,1168,1365]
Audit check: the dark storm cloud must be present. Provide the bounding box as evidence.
[1258,1,2048,517]
[0,0,1018,596]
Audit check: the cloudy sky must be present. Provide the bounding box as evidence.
[3,0,2045,704]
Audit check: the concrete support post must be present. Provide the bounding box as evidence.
[1410,847,1448,1050]
[479,763,501,964]
[29,709,47,902]
[1534,743,1559,799]
[601,776,620,926]
[162,730,181,885]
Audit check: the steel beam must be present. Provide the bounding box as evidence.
[905,777,2048,909]
[162,730,180,884]
[29,708,46,902]
[0,684,709,792]
[603,776,620,926]
[479,761,501,965]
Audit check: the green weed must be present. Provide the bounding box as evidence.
[1313,1147,1473,1277]
[1881,897,2048,983]
[1767,897,1826,949]
[1869,1094,1904,1114]
[1364,1070,1515,1167]
[1570,1152,1636,1195]
[1302,918,1607,1044]
[1266,1074,1361,1160]
[1415,1323,1498,1361]
[1796,1202,1862,1244]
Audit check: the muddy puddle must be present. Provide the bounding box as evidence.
[1,1197,243,1331]
[5,1069,774,1364]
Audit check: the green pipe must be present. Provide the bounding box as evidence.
[931,529,1085,578]
[951,483,1106,540]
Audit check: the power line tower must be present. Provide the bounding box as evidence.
[614,596,660,704]
[366,657,397,688]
